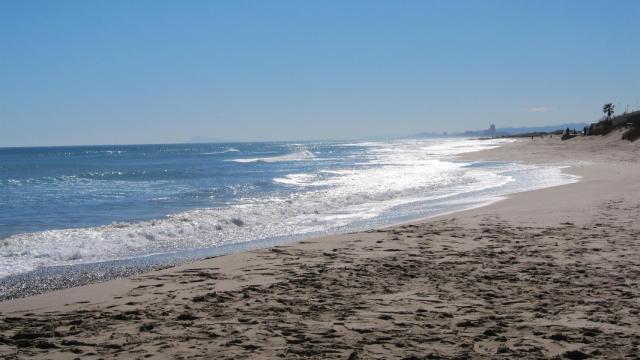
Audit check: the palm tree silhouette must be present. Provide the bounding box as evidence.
[603,103,615,121]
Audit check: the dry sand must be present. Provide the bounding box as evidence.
[1,132,640,359]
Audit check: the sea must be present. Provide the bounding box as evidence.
[0,138,577,282]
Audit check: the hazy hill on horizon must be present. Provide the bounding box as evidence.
[409,122,590,138]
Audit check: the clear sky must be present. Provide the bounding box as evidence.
[1,0,639,147]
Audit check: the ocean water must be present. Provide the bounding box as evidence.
[0,139,576,278]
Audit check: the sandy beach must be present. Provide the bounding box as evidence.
[1,133,639,359]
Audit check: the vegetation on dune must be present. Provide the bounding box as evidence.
[622,126,640,142]
[603,103,615,121]
[585,103,640,141]
[501,103,640,142]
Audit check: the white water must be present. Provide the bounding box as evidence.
[230,150,316,163]
[201,148,240,155]
[0,138,577,277]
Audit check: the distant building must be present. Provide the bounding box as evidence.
[483,124,496,138]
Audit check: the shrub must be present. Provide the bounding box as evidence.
[622,126,640,142]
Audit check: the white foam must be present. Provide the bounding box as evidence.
[341,141,382,147]
[0,138,574,278]
[201,148,240,155]
[230,150,316,163]
[83,150,126,155]
[273,173,318,186]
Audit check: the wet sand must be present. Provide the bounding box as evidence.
[1,132,639,359]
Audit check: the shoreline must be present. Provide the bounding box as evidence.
[0,140,574,301]
[1,134,639,358]
[0,184,522,301]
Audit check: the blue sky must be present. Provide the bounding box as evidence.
[1,0,639,146]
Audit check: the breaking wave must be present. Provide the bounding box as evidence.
[230,150,316,163]
[201,148,240,155]
[0,138,577,278]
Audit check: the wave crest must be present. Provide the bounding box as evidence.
[230,150,315,163]
[201,148,240,155]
